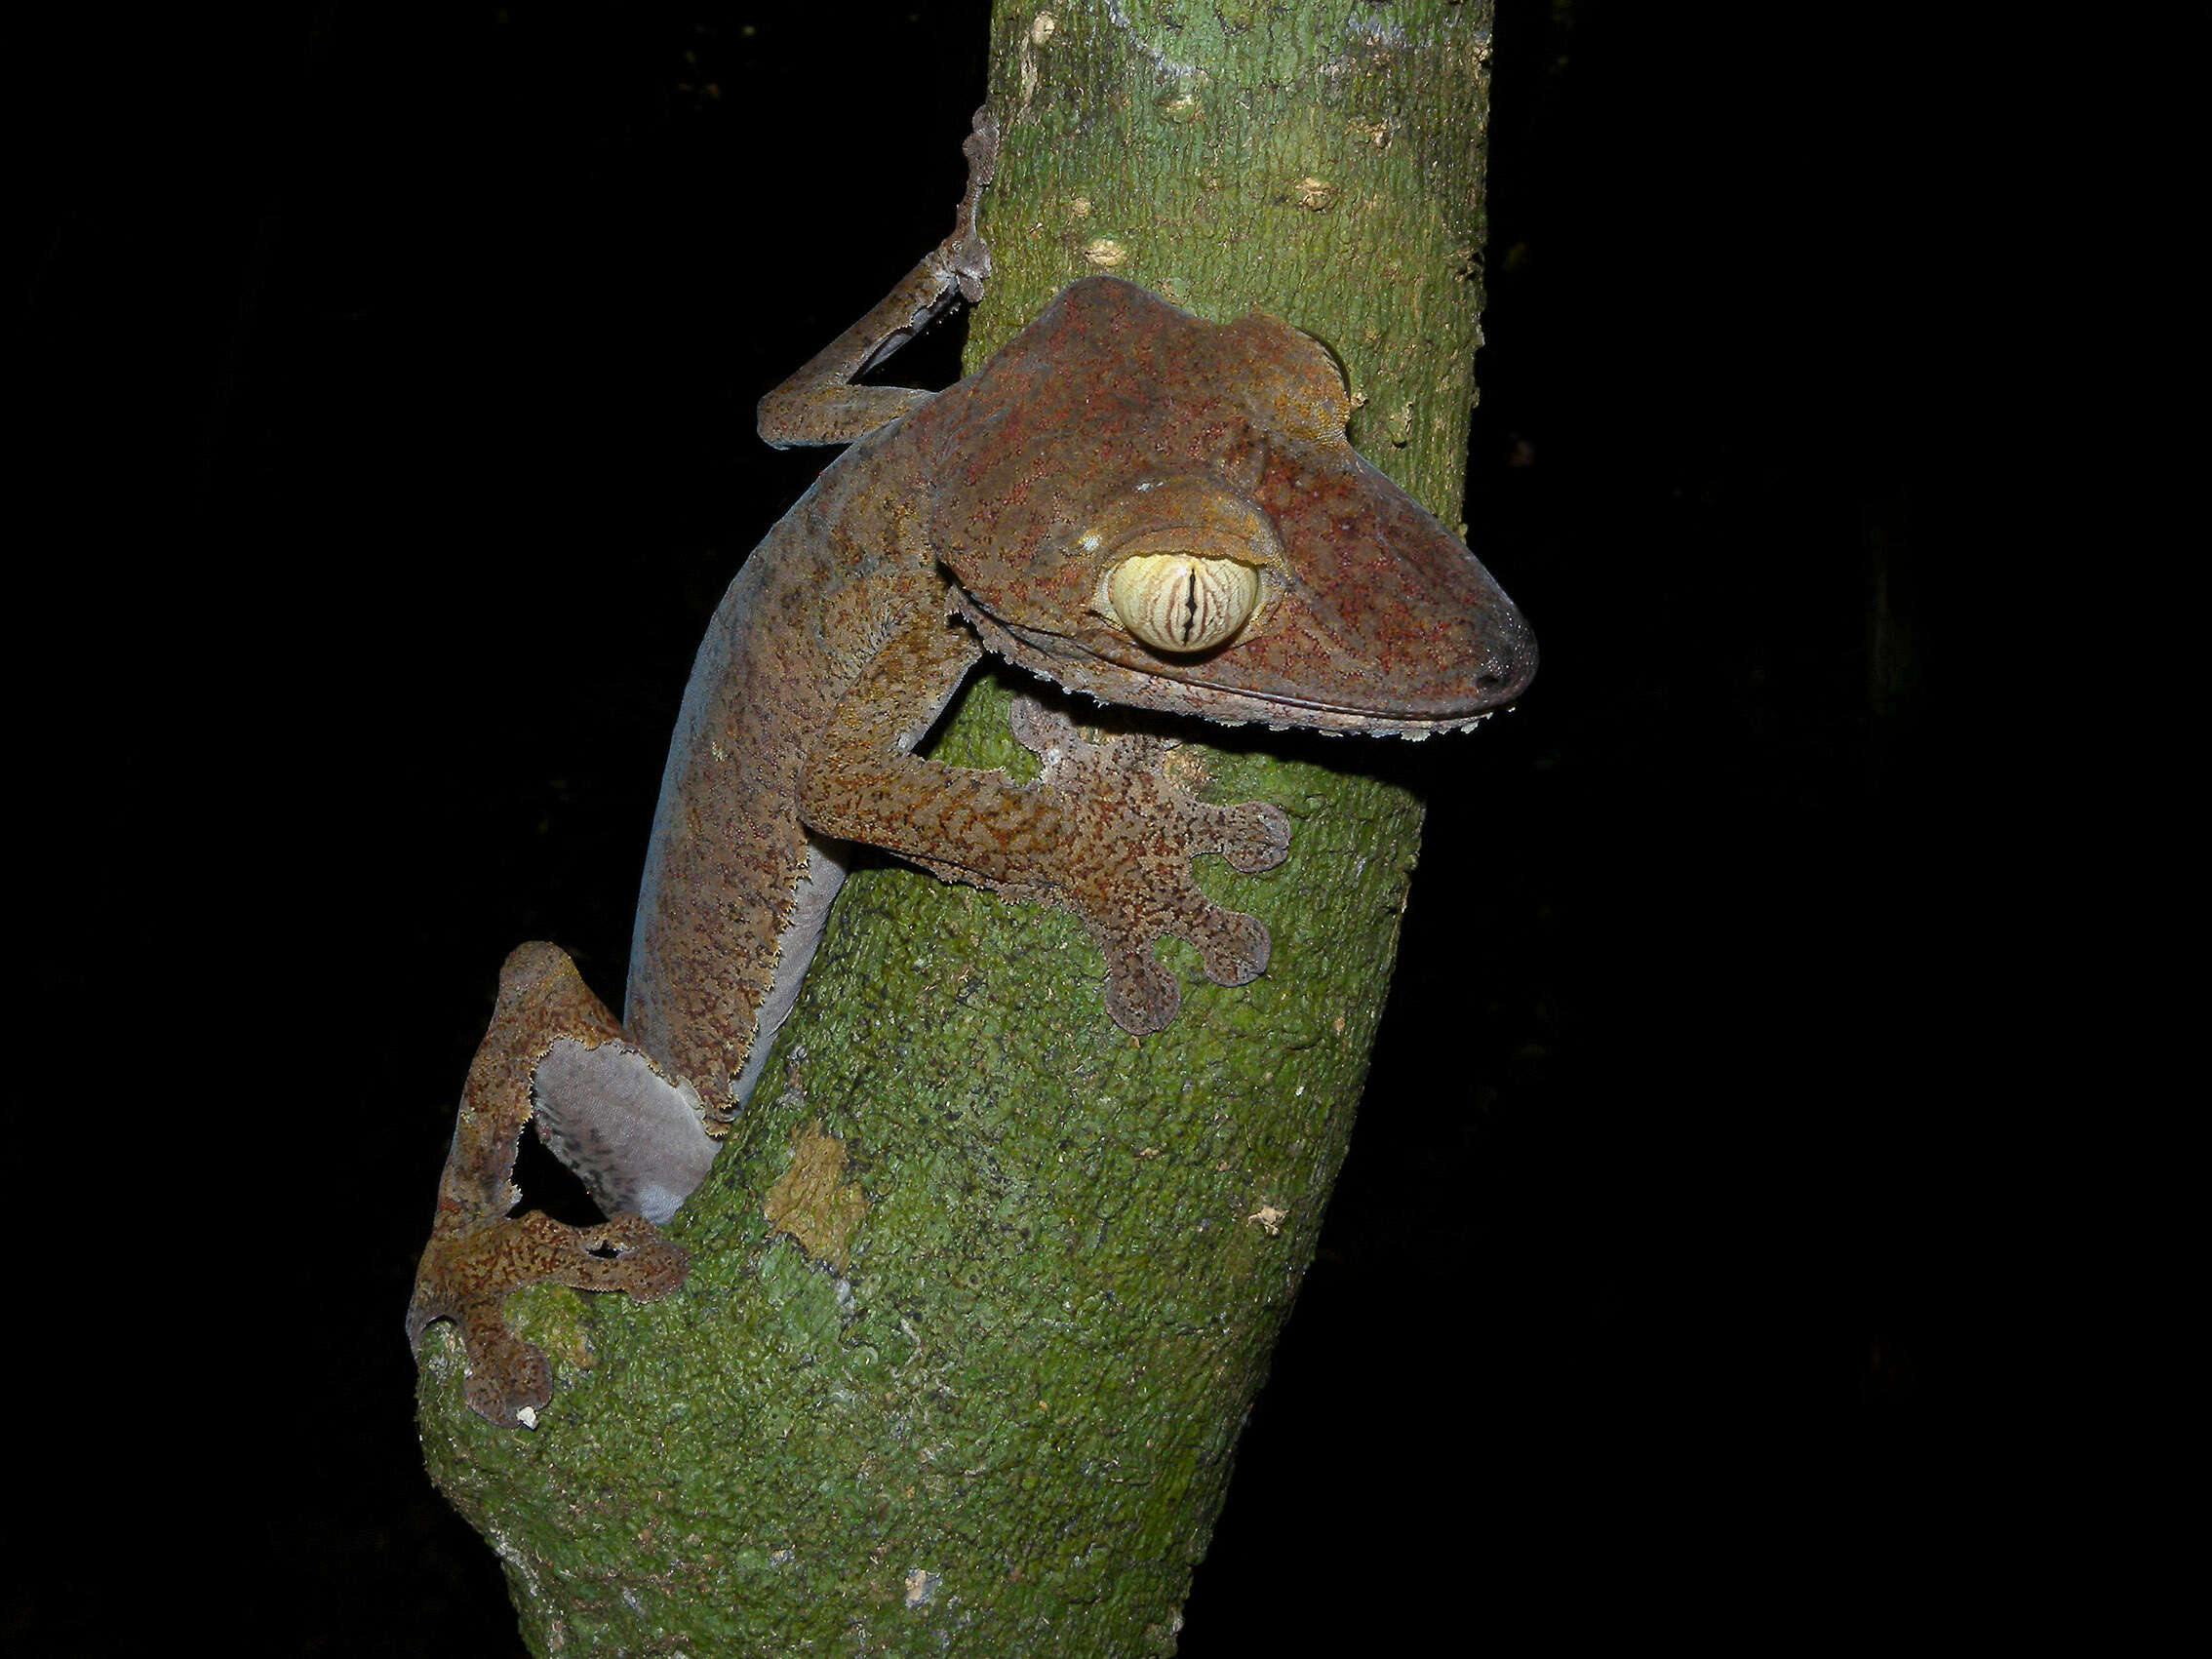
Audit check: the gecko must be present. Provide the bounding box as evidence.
[408,111,1534,1427]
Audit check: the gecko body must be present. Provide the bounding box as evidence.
[410,115,1534,1426]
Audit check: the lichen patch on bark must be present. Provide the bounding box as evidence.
[762,1120,868,1272]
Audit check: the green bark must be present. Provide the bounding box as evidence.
[416,4,1494,1651]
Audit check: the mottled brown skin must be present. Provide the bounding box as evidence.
[405,945,689,1428]
[411,110,1535,1425]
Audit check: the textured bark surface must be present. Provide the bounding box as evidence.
[415,3,1493,1652]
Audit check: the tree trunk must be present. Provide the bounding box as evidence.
[415,3,1494,1651]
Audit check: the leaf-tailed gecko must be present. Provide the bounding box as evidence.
[408,111,1534,1426]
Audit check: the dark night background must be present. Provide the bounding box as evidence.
[17,1,2048,1650]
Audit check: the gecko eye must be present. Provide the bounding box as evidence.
[1105,554,1260,653]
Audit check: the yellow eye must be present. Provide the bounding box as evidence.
[1105,554,1260,652]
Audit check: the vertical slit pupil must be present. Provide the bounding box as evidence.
[1181,568,1199,644]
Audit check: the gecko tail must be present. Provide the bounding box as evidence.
[532,1037,720,1224]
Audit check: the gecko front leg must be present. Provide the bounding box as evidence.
[408,943,705,1427]
[1002,694,1289,1033]
[756,105,997,448]
[801,611,1291,1036]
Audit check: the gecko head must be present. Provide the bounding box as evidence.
[931,275,1534,736]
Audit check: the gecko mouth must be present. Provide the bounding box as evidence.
[961,598,1534,739]
[1108,662,1529,738]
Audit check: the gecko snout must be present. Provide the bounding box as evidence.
[1467,614,1538,707]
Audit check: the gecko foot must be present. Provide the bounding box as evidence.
[409,1211,687,1427]
[949,106,1000,302]
[409,943,705,1426]
[1009,695,1285,1036]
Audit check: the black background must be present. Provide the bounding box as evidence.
[18,1,2031,1650]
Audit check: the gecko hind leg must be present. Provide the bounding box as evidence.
[407,942,713,1427]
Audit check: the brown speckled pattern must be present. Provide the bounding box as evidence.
[806,673,1288,1034]
[930,275,1535,733]
[413,108,1537,1425]
[406,944,689,1427]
